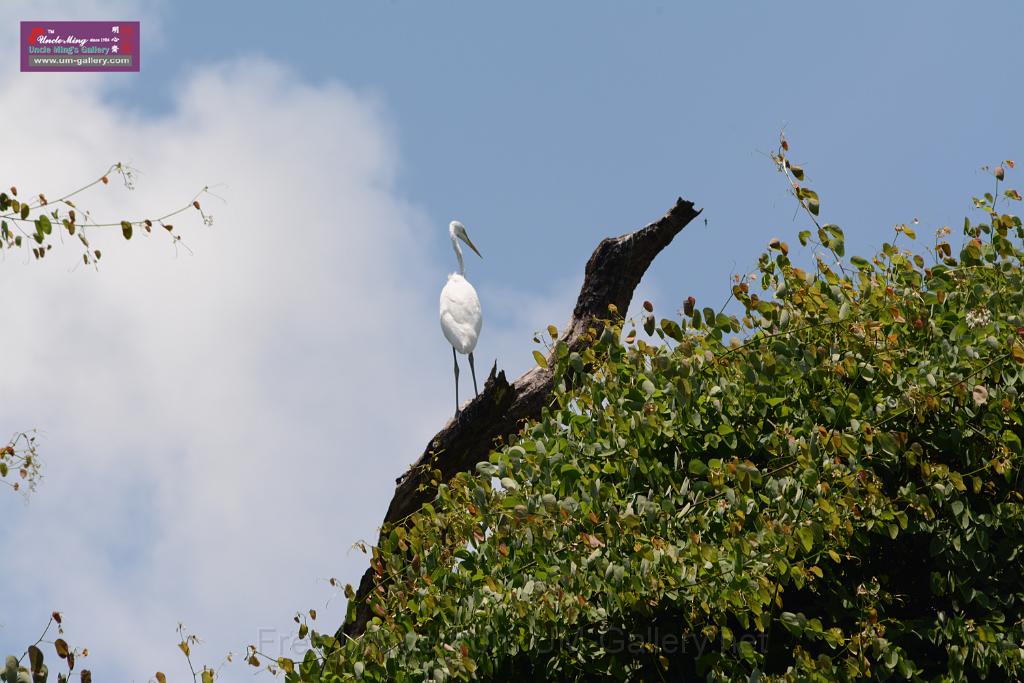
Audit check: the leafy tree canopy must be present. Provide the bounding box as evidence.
[293,142,1024,682]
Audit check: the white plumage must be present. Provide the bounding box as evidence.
[440,220,483,415]
[440,273,482,355]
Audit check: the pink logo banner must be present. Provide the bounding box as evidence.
[21,21,139,72]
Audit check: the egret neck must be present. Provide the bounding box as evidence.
[450,224,465,275]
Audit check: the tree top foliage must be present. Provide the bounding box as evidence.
[286,140,1024,682]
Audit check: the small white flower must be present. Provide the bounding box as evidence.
[965,307,992,329]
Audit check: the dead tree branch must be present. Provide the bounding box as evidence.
[341,198,700,639]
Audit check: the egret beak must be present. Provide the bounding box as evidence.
[461,234,482,258]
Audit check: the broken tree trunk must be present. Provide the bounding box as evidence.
[341,197,701,639]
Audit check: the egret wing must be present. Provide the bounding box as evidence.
[440,274,483,354]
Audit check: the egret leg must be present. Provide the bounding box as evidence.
[452,347,460,415]
[468,352,479,397]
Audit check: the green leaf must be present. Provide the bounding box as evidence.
[660,319,684,342]
[121,220,133,240]
[532,350,548,369]
[28,646,43,673]
[779,611,804,636]
[568,352,584,373]
[797,526,814,552]
[798,188,820,215]
[1001,430,1022,454]
[875,432,899,456]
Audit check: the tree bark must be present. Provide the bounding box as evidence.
[340,198,701,639]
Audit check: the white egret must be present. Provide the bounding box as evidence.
[440,220,483,416]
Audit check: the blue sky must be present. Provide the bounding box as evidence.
[120,1,1022,311]
[1,1,1022,680]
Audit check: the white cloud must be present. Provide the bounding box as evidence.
[0,43,463,681]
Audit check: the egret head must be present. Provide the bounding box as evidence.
[449,220,482,259]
